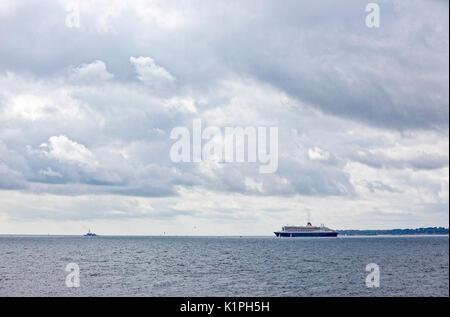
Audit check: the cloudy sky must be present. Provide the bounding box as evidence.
[0,0,448,235]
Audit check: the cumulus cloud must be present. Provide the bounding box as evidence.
[308,147,330,161]
[41,135,98,168]
[130,56,175,87]
[1,92,82,122]
[68,60,114,83]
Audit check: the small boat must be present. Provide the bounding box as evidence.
[84,229,98,237]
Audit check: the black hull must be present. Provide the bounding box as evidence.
[274,231,338,237]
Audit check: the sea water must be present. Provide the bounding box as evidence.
[0,235,448,296]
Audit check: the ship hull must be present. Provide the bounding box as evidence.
[274,231,338,237]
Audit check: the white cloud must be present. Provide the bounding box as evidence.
[130,56,175,86]
[41,135,97,168]
[134,3,188,29]
[308,147,330,161]
[164,96,197,113]
[1,92,82,121]
[69,60,114,83]
[38,167,63,178]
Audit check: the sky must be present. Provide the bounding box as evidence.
[0,0,448,235]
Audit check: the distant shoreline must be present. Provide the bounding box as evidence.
[337,227,449,236]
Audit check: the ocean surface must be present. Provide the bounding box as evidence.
[0,235,448,297]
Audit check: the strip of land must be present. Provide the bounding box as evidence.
[338,227,449,236]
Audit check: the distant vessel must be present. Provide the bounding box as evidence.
[84,229,98,237]
[274,222,338,237]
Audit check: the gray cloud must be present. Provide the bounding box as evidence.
[352,150,449,170]
[1,1,447,129]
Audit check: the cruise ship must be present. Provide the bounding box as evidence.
[274,222,338,237]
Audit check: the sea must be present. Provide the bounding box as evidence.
[0,235,448,297]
